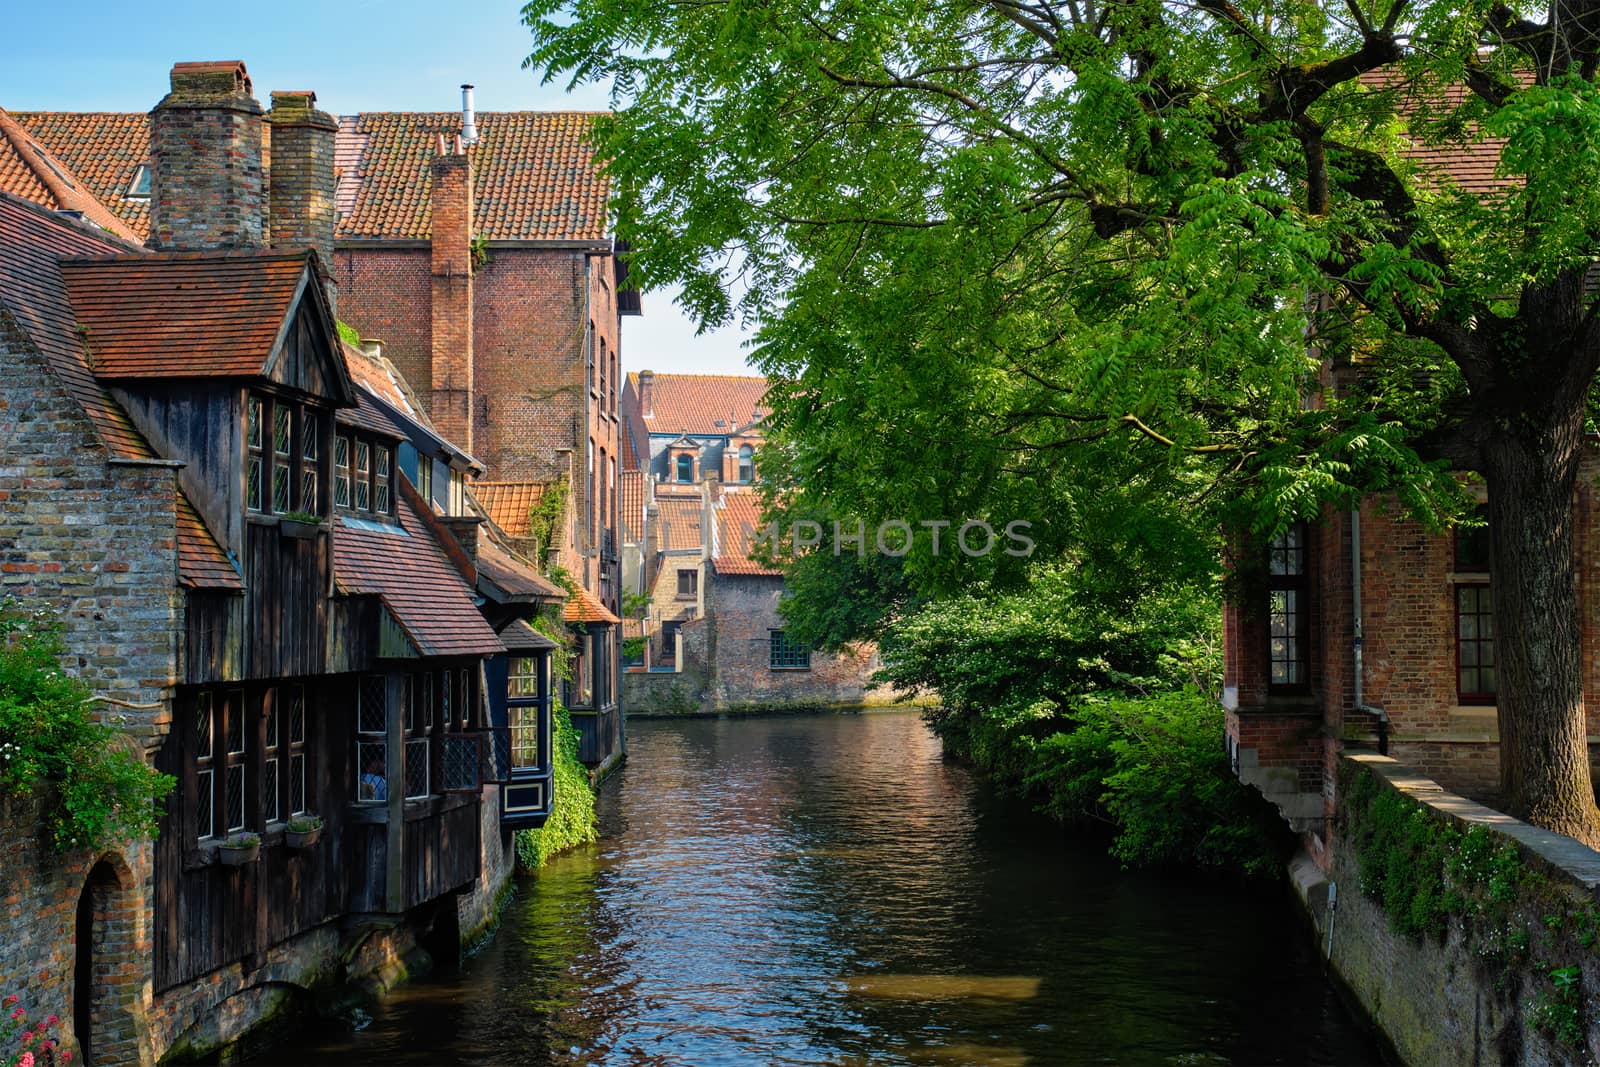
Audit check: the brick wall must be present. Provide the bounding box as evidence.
[149,63,265,252]
[0,303,185,1064]
[702,571,876,711]
[336,244,623,607]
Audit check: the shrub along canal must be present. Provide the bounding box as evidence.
[250,710,1383,1065]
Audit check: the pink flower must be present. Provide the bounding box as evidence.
[43,1015,57,1027]
[11,1007,24,1019]
[16,1051,31,1067]
[61,1053,72,1063]
[19,1029,33,1044]
[2,995,15,1005]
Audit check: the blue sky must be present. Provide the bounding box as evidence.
[0,0,758,377]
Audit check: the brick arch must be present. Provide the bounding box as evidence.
[73,854,142,1065]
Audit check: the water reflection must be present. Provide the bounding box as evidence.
[250,711,1383,1066]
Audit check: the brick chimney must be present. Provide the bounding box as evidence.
[430,135,474,452]
[149,61,264,250]
[638,369,655,417]
[265,90,338,307]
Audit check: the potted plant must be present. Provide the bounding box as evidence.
[284,814,323,849]
[278,510,325,539]
[218,832,261,866]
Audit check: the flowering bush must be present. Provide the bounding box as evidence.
[1,993,72,1066]
[0,600,175,852]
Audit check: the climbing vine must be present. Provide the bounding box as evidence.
[526,479,569,564]
[0,600,175,852]
[513,607,598,871]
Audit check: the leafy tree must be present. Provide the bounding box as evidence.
[528,0,1600,840]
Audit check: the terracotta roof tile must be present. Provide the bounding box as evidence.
[341,111,608,242]
[653,495,704,552]
[11,112,151,241]
[333,484,503,657]
[59,250,313,378]
[337,388,406,438]
[563,580,619,624]
[713,493,782,576]
[16,109,610,244]
[0,109,139,243]
[618,470,645,541]
[475,480,552,539]
[0,193,151,459]
[619,414,640,469]
[177,491,243,589]
[629,372,771,437]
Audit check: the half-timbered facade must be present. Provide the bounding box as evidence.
[0,60,566,1063]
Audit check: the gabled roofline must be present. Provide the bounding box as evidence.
[0,189,143,253]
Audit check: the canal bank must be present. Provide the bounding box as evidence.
[247,710,1383,1065]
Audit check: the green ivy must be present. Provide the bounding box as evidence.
[0,600,175,852]
[513,607,599,871]
[336,320,360,346]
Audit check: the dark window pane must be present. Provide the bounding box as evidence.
[196,768,213,840]
[359,676,387,734]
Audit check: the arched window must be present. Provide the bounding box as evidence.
[676,453,694,483]
[738,444,754,483]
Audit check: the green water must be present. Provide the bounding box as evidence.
[250,710,1384,1066]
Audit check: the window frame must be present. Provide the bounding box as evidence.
[738,444,754,483]
[1454,520,1496,705]
[1266,523,1310,690]
[676,453,693,483]
[676,567,699,599]
[769,629,812,671]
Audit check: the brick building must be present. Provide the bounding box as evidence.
[12,84,633,772]
[0,62,563,1063]
[1221,88,1600,866]
[617,372,879,713]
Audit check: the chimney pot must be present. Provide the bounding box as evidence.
[460,84,479,147]
[638,369,655,417]
[150,60,264,250]
[265,86,338,303]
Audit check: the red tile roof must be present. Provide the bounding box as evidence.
[652,495,704,552]
[333,484,503,657]
[176,493,242,589]
[563,580,620,624]
[58,250,317,378]
[341,112,609,242]
[475,480,554,539]
[618,470,645,541]
[15,109,610,244]
[713,493,782,576]
[0,193,150,459]
[0,193,240,589]
[619,414,640,469]
[1357,70,1513,195]
[10,112,151,240]
[0,109,139,242]
[629,372,771,437]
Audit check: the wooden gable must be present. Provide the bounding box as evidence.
[264,274,356,407]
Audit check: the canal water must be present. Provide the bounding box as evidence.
[253,710,1384,1066]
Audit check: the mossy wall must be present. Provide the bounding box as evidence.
[1318,754,1600,1066]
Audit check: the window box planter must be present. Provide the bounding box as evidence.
[279,517,325,540]
[284,815,323,849]
[218,834,261,866]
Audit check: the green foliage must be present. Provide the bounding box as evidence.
[279,510,323,525]
[0,601,175,852]
[514,698,599,871]
[1529,965,1586,1050]
[877,569,1289,876]
[514,610,600,871]
[527,481,569,564]
[1340,763,1532,940]
[522,0,1600,823]
[336,320,360,346]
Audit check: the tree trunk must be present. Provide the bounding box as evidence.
[1484,401,1600,846]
